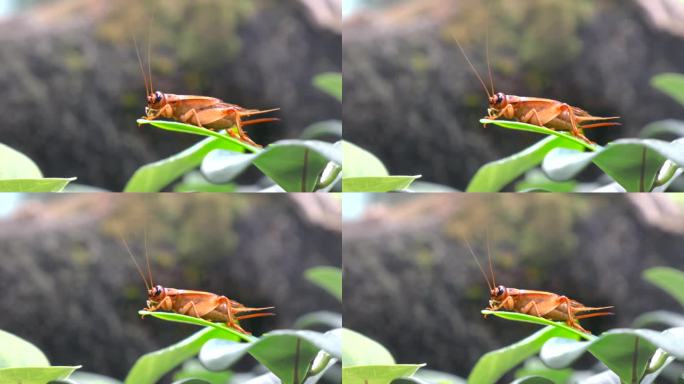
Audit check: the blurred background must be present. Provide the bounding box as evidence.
[343,193,684,379]
[0,193,341,380]
[0,0,341,190]
[343,0,684,189]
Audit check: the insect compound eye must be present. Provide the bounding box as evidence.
[154,91,162,103]
[496,285,505,296]
[154,285,162,296]
[496,93,504,104]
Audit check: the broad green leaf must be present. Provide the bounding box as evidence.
[342,141,388,178]
[412,369,466,384]
[300,120,343,140]
[468,325,579,384]
[480,119,598,151]
[343,365,424,384]
[651,73,684,106]
[313,73,342,102]
[203,140,341,192]
[343,176,421,192]
[633,310,684,328]
[514,358,572,384]
[173,172,237,192]
[0,178,75,192]
[540,327,684,383]
[0,329,50,367]
[294,311,343,330]
[643,267,684,307]
[0,366,79,383]
[481,311,595,341]
[515,169,577,192]
[467,136,584,192]
[0,142,42,179]
[640,119,684,139]
[510,377,554,384]
[68,371,124,384]
[342,328,394,367]
[124,137,229,192]
[542,138,684,192]
[171,379,211,384]
[172,359,232,384]
[199,329,341,384]
[305,266,342,301]
[137,120,259,153]
[138,311,254,342]
[125,327,239,384]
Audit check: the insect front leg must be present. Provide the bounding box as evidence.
[145,296,174,312]
[146,104,174,120]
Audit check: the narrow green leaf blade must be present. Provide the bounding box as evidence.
[343,364,425,384]
[0,366,79,384]
[480,119,598,151]
[0,178,75,192]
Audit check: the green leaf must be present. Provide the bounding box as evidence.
[510,377,554,384]
[342,141,389,178]
[0,142,43,179]
[643,266,684,307]
[651,73,684,106]
[124,137,229,192]
[343,176,421,192]
[172,359,232,384]
[198,329,341,384]
[138,311,254,342]
[633,311,684,328]
[480,119,598,151]
[124,327,239,384]
[305,266,342,301]
[203,140,341,192]
[514,169,577,192]
[467,325,579,384]
[68,371,124,384]
[542,138,684,192]
[0,367,79,383]
[540,327,684,383]
[466,136,584,192]
[137,120,259,153]
[342,328,394,367]
[0,178,76,192]
[293,311,343,330]
[640,119,684,139]
[514,358,573,384]
[412,369,466,384]
[0,329,50,367]
[343,365,425,384]
[313,73,342,102]
[480,311,595,341]
[299,120,343,140]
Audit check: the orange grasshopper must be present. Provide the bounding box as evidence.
[463,238,613,334]
[121,235,274,334]
[452,30,620,144]
[133,38,278,148]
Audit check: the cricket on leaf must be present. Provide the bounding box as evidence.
[121,235,274,335]
[452,28,620,144]
[463,237,613,334]
[133,37,278,148]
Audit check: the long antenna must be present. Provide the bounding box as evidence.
[485,1,495,96]
[120,232,150,291]
[147,24,153,94]
[132,35,149,98]
[486,229,496,287]
[463,237,493,290]
[452,32,492,98]
[144,219,153,288]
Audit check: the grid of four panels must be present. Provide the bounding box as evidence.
[1,1,683,383]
